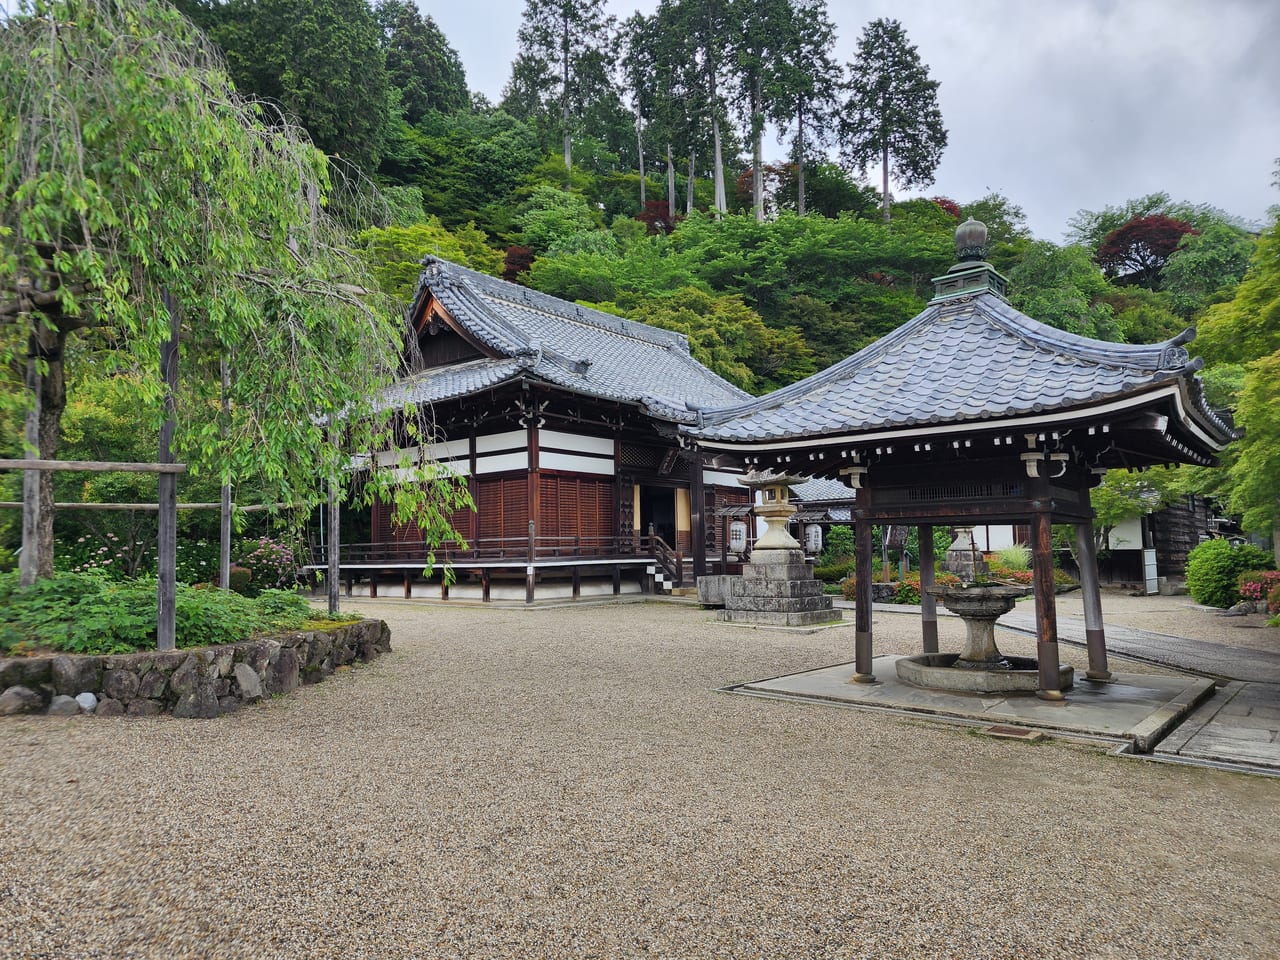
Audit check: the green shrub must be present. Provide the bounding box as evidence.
[819,526,855,566]
[1269,582,1280,616]
[1185,540,1275,608]
[994,544,1032,571]
[227,565,252,595]
[813,559,853,583]
[0,572,326,656]
[254,589,312,629]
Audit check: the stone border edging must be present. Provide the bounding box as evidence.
[0,619,391,719]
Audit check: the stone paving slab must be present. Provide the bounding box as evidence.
[1154,681,1280,772]
[733,655,1216,752]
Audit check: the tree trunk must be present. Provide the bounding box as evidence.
[157,292,179,651]
[796,105,807,217]
[561,15,571,172]
[881,141,891,222]
[752,77,764,222]
[21,321,69,584]
[219,355,232,591]
[636,115,646,205]
[667,143,676,222]
[712,115,726,218]
[686,150,696,215]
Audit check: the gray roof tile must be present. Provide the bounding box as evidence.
[689,291,1233,444]
[402,258,750,421]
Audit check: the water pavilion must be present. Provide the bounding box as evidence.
[685,220,1237,700]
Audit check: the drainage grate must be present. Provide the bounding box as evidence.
[981,725,1045,742]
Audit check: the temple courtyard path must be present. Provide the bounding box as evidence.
[2,599,1277,959]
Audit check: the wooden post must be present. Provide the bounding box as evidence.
[1032,510,1065,700]
[919,524,938,654]
[157,291,179,651]
[572,566,581,599]
[18,345,42,587]
[403,572,412,599]
[369,573,377,599]
[219,356,232,591]
[481,569,491,603]
[690,453,706,579]
[526,519,535,604]
[327,475,340,615]
[612,566,621,596]
[1075,520,1112,680]
[853,516,875,682]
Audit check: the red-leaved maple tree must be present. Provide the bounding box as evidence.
[1095,214,1198,288]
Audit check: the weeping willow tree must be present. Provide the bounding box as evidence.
[0,0,469,588]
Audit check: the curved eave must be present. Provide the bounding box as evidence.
[689,382,1233,459]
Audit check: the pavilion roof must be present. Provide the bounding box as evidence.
[686,283,1235,460]
[397,258,750,423]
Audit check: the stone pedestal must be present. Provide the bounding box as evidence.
[719,546,841,627]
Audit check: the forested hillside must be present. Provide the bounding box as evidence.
[4,0,1278,562]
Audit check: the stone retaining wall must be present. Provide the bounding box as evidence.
[0,619,390,719]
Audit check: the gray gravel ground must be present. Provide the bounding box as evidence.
[2,600,1277,959]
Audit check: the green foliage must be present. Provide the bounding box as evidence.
[1161,223,1255,319]
[813,560,853,583]
[1089,469,1183,548]
[819,525,855,565]
[994,545,1032,572]
[374,1,469,123]
[600,287,815,393]
[359,219,504,301]
[227,566,252,595]
[1007,242,1121,340]
[0,572,317,655]
[1185,539,1275,608]
[515,186,606,254]
[208,0,391,170]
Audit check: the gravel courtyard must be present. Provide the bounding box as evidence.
[2,600,1276,959]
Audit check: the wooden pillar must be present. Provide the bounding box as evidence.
[853,516,875,682]
[218,356,233,592]
[440,576,449,601]
[572,566,581,599]
[482,569,491,603]
[1075,520,1112,680]
[403,572,412,599]
[157,291,179,651]
[1032,510,1065,701]
[327,477,340,615]
[526,519,536,604]
[919,523,938,654]
[612,566,621,596]
[369,573,377,599]
[690,453,706,578]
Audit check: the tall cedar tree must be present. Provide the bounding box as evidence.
[731,0,793,221]
[840,18,947,221]
[374,0,469,123]
[620,12,657,207]
[771,0,841,216]
[513,0,615,172]
[193,0,391,171]
[657,0,734,216]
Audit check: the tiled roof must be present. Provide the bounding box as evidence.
[791,477,857,503]
[689,290,1234,444]
[374,358,529,412]
[407,258,751,422]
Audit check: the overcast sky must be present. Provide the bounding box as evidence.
[425,0,1280,241]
